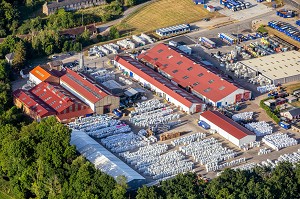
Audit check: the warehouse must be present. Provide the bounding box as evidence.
[281,107,300,120]
[238,51,300,85]
[200,110,256,147]
[70,130,146,189]
[13,82,94,123]
[138,43,250,107]
[60,69,120,114]
[114,56,204,114]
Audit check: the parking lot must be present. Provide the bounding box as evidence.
[208,0,273,21]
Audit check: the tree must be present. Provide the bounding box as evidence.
[12,40,27,70]
[109,26,120,40]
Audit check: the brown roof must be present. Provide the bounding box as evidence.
[59,25,97,37]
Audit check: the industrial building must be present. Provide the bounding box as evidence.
[200,110,256,147]
[13,82,93,123]
[114,56,204,114]
[60,69,120,114]
[138,43,250,107]
[281,107,300,120]
[238,51,300,85]
[15,66,120,122]
[70,130,146,189]
[155,24,190,37]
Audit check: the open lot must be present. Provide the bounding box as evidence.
[208,0,273,21]
[118,0,221,33]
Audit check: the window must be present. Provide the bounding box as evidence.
[153,58,158,61]
[183,76,189,79]
[208,79,214,84]
[163,64,168,67]
[177,61,183,65]
[193,82,199,86]
[198,73,204,77]
[219,86,225,90]
[157,49,163,53]
[172,70,178,73]
[204,88,211,92]
[187,67,193,71]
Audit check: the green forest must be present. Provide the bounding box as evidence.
[0,0,300,199]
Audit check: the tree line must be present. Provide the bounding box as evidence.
[135,162,300,199]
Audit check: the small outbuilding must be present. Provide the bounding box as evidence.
[281,107,300,120]
[5,53,14,65]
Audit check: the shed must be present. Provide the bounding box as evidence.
[264,99,276,107]
[286,95,298,103]
[282,107,300,120]
[207,5,215,12]
[199,110,256,147]
[5,53,14,65]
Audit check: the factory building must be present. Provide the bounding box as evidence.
[200,110,256,147]
[114,56,204,114]
[70,130,146,189]
[238,51,300,85]
[13,82,93,123]
[155,24,190,37]
[138,43,250,107]
[60,68,120,114]
[29,63,65,85]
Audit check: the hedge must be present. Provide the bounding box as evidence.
[260,98,280,124]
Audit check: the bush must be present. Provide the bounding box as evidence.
[260,98,280,124]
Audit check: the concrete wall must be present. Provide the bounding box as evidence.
[95,95,120,114]
[29,73,42,85]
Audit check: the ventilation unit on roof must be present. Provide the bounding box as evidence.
[44,89,46,92]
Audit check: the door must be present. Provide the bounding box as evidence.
[235,94,242,102]
[243,92,251,100]
[103,105,111,114]
[216,102,222,108]
[129,71,133,77]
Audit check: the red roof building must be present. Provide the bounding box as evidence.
[138,43,250,107]
[13,82,94,123]
[13,89,55,121]
[60,68,119,114]
[114,56,203,114]
[200,110,256,146]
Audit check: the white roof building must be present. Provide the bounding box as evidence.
[239,51,300,85]
[70,130,146,188]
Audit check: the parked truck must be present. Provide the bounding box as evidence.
[279,121,291,129]
[199,37,216,48]
[218,33,237,45]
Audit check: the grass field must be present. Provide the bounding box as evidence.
[0,192,14,199]
[285,82,300,94]
[119,0,220,33]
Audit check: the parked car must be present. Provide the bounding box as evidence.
[52,55,58,59]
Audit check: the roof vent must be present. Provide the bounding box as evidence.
[59,101,62,104]
[44,89,46,92]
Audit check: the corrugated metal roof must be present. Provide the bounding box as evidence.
[30,82,74,113]
[138,44,239,102]
[115,56,202,108]
[30,66,52,82]
[70,130,145,183]
[60,69,108,103]
[13,89,55,118]
[200,110,255,139]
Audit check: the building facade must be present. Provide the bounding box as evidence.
[114,56,204,114]
[43,0,106,15]
[200,110,256,147]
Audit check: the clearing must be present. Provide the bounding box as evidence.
[118,0,220,33]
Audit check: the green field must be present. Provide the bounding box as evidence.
[0,192,14,199]
[119,0,220,33]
